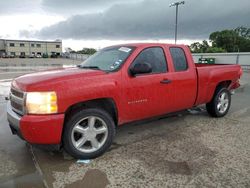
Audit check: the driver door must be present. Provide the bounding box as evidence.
[122,46,174,122]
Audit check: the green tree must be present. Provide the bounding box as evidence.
[206,47,226,53]
[200,40,209,52]
[209,27,250,52]
[235,26,250,39]
[77,48,97,55]
[190,40,226,53]
[209,30,239,52]
[190,42,202,53]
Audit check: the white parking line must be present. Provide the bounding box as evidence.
[0,81,11,96]
[0,79,13,82]
[0,82,11,86]
[0,71,33,75]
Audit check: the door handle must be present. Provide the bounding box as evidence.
[160,79,172,84]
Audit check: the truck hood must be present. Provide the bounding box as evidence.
[13,67,106,91]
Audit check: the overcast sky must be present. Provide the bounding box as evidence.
[0,0,249,50]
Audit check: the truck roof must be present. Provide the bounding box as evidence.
[108,43,187,48]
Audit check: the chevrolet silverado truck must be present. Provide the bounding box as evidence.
[7,43,242,159]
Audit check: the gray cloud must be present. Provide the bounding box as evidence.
[41,0,139,15]
[23,0,250,40]
[0,1,41,15]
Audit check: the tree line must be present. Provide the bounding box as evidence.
[190,26,250,53]
[69,48,97,55]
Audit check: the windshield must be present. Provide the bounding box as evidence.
[79,46,135,72]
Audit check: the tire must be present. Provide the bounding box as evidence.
[63,108,116,159]
[206,87,231,117]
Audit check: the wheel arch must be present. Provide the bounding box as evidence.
[64,98,118,126]
[215,80,232,90]
[208,80,232,103]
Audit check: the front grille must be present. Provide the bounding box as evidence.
[10,87,25,115]
[11,100,23,112]
[10,87,24,98]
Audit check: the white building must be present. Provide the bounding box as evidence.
[0,39,62,57]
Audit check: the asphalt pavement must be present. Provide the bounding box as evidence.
[0,71,249,188]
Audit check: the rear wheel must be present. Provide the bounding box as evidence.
[63,108,116,159]
[206,87,231,117]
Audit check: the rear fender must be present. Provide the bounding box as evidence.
[207,80,232,102]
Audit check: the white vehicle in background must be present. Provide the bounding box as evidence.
[29,54,35,58]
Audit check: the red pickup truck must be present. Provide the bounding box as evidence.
[7,43,242,159]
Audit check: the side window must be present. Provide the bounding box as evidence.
[170,47,188,71]
[132,47,167,74]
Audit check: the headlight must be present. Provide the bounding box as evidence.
[26,92,58,114]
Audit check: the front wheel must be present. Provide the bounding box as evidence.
[206,87,231,117]
[63,108,116,159]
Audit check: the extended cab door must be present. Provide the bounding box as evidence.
[168,46,197,111]
[122,46,175,122]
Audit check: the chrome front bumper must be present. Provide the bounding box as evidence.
[7,101,21,135]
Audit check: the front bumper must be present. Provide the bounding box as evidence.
[7,101,65,144]
[7,101,23,139]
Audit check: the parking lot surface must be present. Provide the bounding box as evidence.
[0,69,249,188]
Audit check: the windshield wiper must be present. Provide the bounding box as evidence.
[77,65,109,73]
[77,65,101,70]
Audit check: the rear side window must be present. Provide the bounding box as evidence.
[170,47,188,71]
[132,47,167,74]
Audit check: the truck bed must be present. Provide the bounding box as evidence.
[195,63,237,67]
[195,63,242,106]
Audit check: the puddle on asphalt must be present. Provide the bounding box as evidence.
[107,142,123,152]
[165,161,191,175]
[187,107,206,115]
[65,169,109,188]
[0,171,45,188]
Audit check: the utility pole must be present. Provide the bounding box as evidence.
[169,1,185,44]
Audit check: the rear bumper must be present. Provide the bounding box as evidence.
[230,80,241,90]
[7,101,65,144]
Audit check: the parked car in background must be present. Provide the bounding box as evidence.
[51,53,58,58]
[19,54,25,58]
[62,52,70,59]
[29,54,35,58]
[7,43,242,159]
[36,54,42,58]
[42,53,49,58]
[0,53,6,58]
[2,54,10,58]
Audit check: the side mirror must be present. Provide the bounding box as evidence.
[130,62,152,76]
